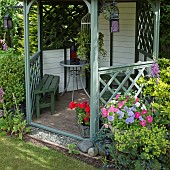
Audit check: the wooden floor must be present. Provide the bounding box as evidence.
[33,90,89,137]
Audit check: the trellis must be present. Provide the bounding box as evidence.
[99,61,154,106]
[136,1,154,60]
[30,51,41,115]
[42,4,87,49]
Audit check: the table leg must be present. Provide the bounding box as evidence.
[60,67,71,96]
[80,68,90,98]
[72,68,75,101]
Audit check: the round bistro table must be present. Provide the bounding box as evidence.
[59,60,90,101]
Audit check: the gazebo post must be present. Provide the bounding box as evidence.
[24,0,32,124]
[90,0,99,140]
[148,0,161,59]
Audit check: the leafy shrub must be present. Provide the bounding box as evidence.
[0,49,25,108]
[108,124,169,170]
[0,90,30,140]
[138,59,170,126]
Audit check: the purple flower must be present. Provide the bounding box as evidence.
[139,116,144,121]
[130,107,136,111]
[127,109,134,117]
[125,117,134,124]
[108,116,114,121]
[117,110,124,119]
[123,106,128,111]
[151,63,160,78]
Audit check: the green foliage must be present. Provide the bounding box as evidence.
[138,59,170,125]
[114,125,169,160]
[0,94,30,140]
[76,31,91,60]
[68,143,80,155]
[107,125,169,169]
[29,5,38,54]
[160,0,170,59]
[76,31,107,60]
[0,49,25,108]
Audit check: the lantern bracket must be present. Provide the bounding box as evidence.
[101,0,119,21]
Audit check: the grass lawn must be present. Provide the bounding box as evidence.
[0,132,100,170]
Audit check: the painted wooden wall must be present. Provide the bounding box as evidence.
[43,49,86,93]
[99,2,136,67]
[43,2,136,93]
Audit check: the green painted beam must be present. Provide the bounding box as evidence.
[24,0,32,124]
[90,0,99,140]
[147,0,160,60]
[98,61,154,74]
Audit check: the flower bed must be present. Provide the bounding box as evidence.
[100,93,170,169]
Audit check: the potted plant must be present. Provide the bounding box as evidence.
[69,101,90,138]
[76,30,107,61]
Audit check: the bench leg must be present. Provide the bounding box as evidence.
[51,92,55,114]
[36,94,41,118]
[55,87,59,101]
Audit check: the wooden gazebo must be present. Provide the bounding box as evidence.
[23,0,160,140]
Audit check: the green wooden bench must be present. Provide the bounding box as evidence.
[34,74,60,118]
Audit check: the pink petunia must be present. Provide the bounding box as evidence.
[135,97,139,103]
[135,112,141,119]
[140,120,146,127]
[142,110,148,114]
[101,108,108,117]
[104,124,109,128]
[116,94,120,100]
[146,116,153,123]
[108,106,119,113]
[118,101,125,109]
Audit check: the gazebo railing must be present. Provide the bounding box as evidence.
[30,51,41,115]
[98,61,154,106]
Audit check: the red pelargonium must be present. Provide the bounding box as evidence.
[69,101,90,125]
[69,101,77,109]
[84,117,89,122]
[78,103,84,109]
[85,106,90,113]
[86,113,90,117]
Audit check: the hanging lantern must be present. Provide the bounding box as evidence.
[110,9,119,33]
[3,14,13,29]
[101,0,119,33]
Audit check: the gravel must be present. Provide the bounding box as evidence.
[30,127,81,148]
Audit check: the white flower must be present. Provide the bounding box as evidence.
[141,104,147,110]
[135,102,140,107]
[110,100,118,104]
